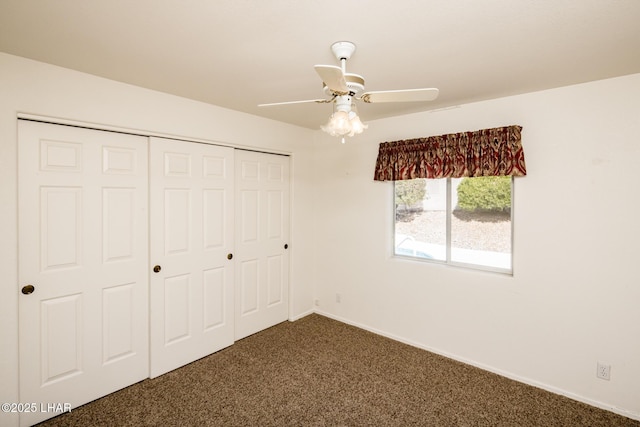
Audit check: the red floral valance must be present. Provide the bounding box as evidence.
[373,125,526,181]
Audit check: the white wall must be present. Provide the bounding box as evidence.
[0,52,316,426]
[312,73,640,419]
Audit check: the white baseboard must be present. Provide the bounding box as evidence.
[288,308,315,322]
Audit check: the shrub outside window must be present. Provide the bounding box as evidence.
[394,177,513,274]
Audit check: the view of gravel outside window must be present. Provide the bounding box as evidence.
[395,210,511,252]
[394,178,512,270]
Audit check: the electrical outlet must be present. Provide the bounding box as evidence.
[596,362,611,381]
[336,293,341,303]
[314,299,319,307]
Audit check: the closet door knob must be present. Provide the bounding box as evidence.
[284,244,288,249]
[227,253,233,260]
[21,284,35,295]
[153,265,162,273]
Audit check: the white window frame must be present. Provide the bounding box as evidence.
[393,177,514,275]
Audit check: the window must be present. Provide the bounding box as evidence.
[394,176,513,273]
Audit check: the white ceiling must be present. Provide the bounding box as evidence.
[1,0,639,130]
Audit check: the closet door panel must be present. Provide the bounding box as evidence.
[149,137,234,378]
[235,150,290,340]
[18,120,148,426]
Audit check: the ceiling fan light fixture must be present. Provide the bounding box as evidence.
[321,110,351,137]
[348,112,367,136]
[321,104,367,139]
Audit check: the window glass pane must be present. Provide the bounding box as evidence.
[394,178,446,261]
[450,177,512,270]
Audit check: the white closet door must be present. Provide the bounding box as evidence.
[235,150,290,340]
[18,121,149,426]
[149,137,234,378]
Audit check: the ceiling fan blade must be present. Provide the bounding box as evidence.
[258,98,331,107]
[314,65,348,94]
[360,88,439,103]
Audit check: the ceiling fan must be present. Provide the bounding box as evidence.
[258,41,439,141]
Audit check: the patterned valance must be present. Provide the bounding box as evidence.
[373,125,526,181]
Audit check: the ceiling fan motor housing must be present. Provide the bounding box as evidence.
[334,95,353,112]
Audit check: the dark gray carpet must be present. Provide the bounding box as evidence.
[38,314,638,426]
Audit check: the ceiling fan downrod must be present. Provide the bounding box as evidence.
[330,41,356,74]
